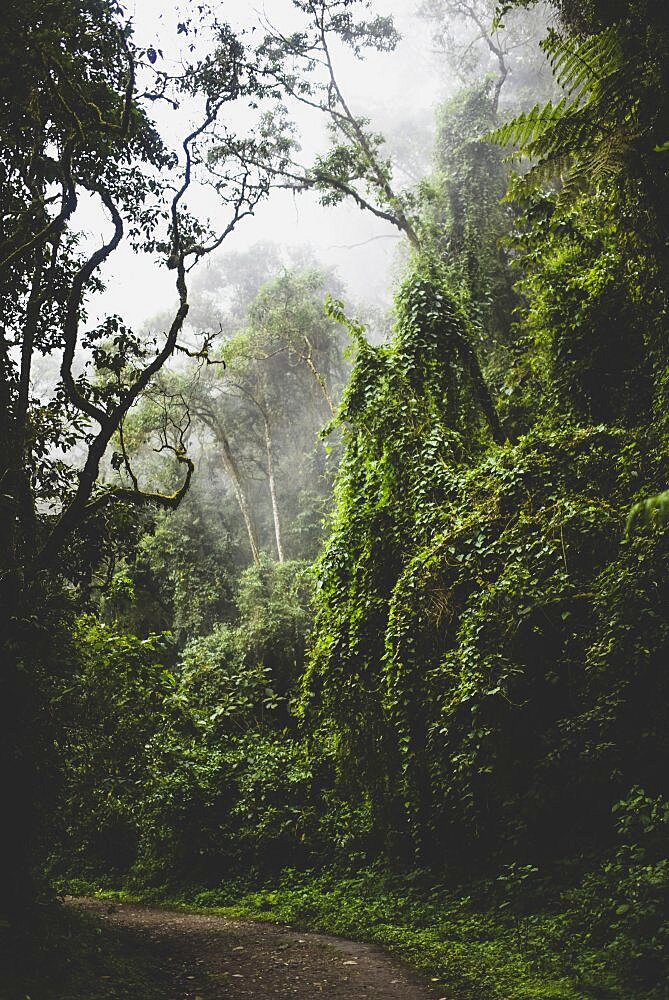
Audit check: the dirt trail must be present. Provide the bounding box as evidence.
[69,897,447,1000]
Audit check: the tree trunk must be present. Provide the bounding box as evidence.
[302,336,336,417]
[0,624,38,928]
[202,411,261,565]
[262,408,285,562]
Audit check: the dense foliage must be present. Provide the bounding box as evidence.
[3,1,669,997]
[57,559,315,885]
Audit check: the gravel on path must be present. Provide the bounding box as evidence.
[69,897,448,1000]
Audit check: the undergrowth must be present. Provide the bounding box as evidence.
[61,866,631,1000]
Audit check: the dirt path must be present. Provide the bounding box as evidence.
[69,897,447,1000]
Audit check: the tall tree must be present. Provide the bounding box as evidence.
[190,269,346,563]
[0,0,292,922]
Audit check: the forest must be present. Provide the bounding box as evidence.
[1,1,668,998]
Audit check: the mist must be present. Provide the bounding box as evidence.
[94,1,551,329]
[83,0,555,614]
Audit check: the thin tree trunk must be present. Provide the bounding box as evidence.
[219,431,262,566]
[262,407,285,562]
[15,253,44,542]
[302,335,336,417]
[201,411,261,565]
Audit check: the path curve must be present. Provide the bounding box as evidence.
[69,897,448,999]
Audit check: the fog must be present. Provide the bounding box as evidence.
[29,0,554,573]
[82,1,554,580]
[96,0,528,327]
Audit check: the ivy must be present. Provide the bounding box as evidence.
[305,251,669,877]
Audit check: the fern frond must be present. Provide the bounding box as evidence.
[488,23,642,206]
[504,151,575,201]
[554,157,594,209]
[595,73,639,123]
[588,130,632,176]
[626,489,669,534]
[524,103,599,160]
[541,27,620,102]
[487,99,567,150]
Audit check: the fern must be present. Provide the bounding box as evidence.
[626,490,669,534]
[543,27,620,100]
[505,151,573,201]
[491,99,567,150]
[486,25,639,206]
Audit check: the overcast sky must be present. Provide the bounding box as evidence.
[91,0,446,330]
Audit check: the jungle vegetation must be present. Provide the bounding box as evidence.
[1,1,668,997]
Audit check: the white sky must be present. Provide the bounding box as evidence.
[93,0,445,329]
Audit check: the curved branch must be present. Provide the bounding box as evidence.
[85,452,194,516]
[35,202,190,572]
[0,138,77,273]
[60,186,123,425]
[314,3,421,248]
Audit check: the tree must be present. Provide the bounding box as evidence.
[138,267,348,568]
[419,0,553,110]
[212,0,419,247]
[489,0,669,517]
[214,1,509,445]
[227,269,348,561]
[0,0,295,923]
[420,85,515,352]
[488,23,669,219]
